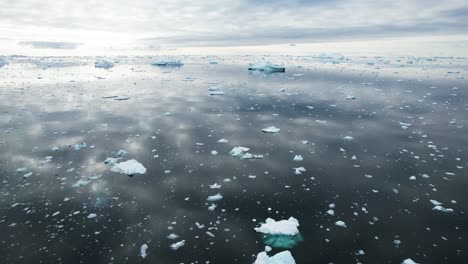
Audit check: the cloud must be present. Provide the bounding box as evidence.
[0,0,467,50]
[18,41,80,49]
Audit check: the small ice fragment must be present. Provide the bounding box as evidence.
[208,204,217,211]
[87,213,97,219]
[229,147,250,157]
[249,62,285,72]
[253,250,295,264]
[140,244,148,258]
[211,150,218,155]
[240,153,264,159]
[262,126,280,133]
[207,193,223,202]
[217,139,228,143]
[335,221,347,228]
[210,91,224,96]
[23,172,33,178]
[254,217,300,236]
[265,246,272,252]
[169,240,185,250]
[293,167,306,175]
[16,168,27,173]
[95,60,114,69]
[206,231,215,237]
[111,159,147,176]
[52,146,59,151]
[343,136,354,140]
[293,155,303,162]
[72,180,90,187]
[409,176,416,180]
[326,210,335,216]
[52,211,60,216]
[300,140,308,144]
[430,200,442,206]
[208,86,219,91]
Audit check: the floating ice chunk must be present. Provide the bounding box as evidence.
[254,250,296,264]
[208,86,219,91]
[300,140,308,144]
[240,153,264,159]
[249,62,286,73]
[95,60,114,69]
[326,209,335,216]
[0,57,8,67]
[229,147,250,157]
[117,150,128,156]
[432,205,454,213]
[211,150,218,155]
[169,240,185,250]
[72,180,90,187]
[335,220,347,228]
[210,91,224,96]
[207,193,223,202]
[111,159,147,176]
[104,157,119,165]
[152,60,184,66]
[254,217,299,236]
[41,156,53,164]
[167,233,179,239]
[293,167,306,175]
[217,139,229,143]
[140,244,148,258]
[52,146,59,151]
[343,136,354,140]
[409,176,416,180]
[23,172,33,178]
[73,143,87,150]
[262,126,280,133]
[87,213,97,219]
[209,183,222,189]
[402,259,419,264]
[430,200,442,206]
[208,204,217,211]
[293,155,303,162]
[265,246,272,252]
[16,168,27,173]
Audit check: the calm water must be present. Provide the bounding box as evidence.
[0,56,467,263]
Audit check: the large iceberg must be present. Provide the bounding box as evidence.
[248,62,285,72]
[95,60,114,69]
[0,57,8,67]
[151,60,184,67]
[254,250,296,264]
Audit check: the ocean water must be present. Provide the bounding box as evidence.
[0,55,467,263]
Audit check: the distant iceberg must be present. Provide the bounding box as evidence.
[0,57,8,67]
[248,62,285,72]
[95,60,114,69]
[151,60,184,67]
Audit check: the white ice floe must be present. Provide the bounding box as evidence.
[335,220,347,228]
[343,136,354,140]
[254,250,296,264]
[293,167,306,175]
[249,62,286,73]
[16,167,27,173]
[240,153,264,159]
[140,244,148,258]
[87,213,97,219]
[152,60,184,66]
[217,139,229,143]
[402,258,419,264]
[432,205,454,213]
[104,157,119,165]
[207,193,223,202]
[229,147,250,157]
[262,126,281,133]
[209,183,222,189]
[430,200,442,206]
[23,172,33,178]
[293,155,303,162]
[254,217,300,236]
[72,180,90,187]
[167,233,179,239]
[73,143,87,150]
[111,159,147,175]
[95,60,114,69]
[169,240,185,250]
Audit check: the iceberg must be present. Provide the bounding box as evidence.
[255,217,300,236]
[95,60,114,69]
[111,159,147,176]
[262,126,280,133]
[0,57,8,67]
[254,250,296,264]
[151,60,184,67]
[249,62,285,73]
[140,244,148,258]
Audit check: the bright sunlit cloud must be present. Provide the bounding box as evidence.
[0,0,467,55]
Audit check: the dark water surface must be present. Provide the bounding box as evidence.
[0,58,467,263]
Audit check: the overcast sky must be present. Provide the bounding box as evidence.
[0,0,467,54]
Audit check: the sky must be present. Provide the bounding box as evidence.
[0,0,467,55]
